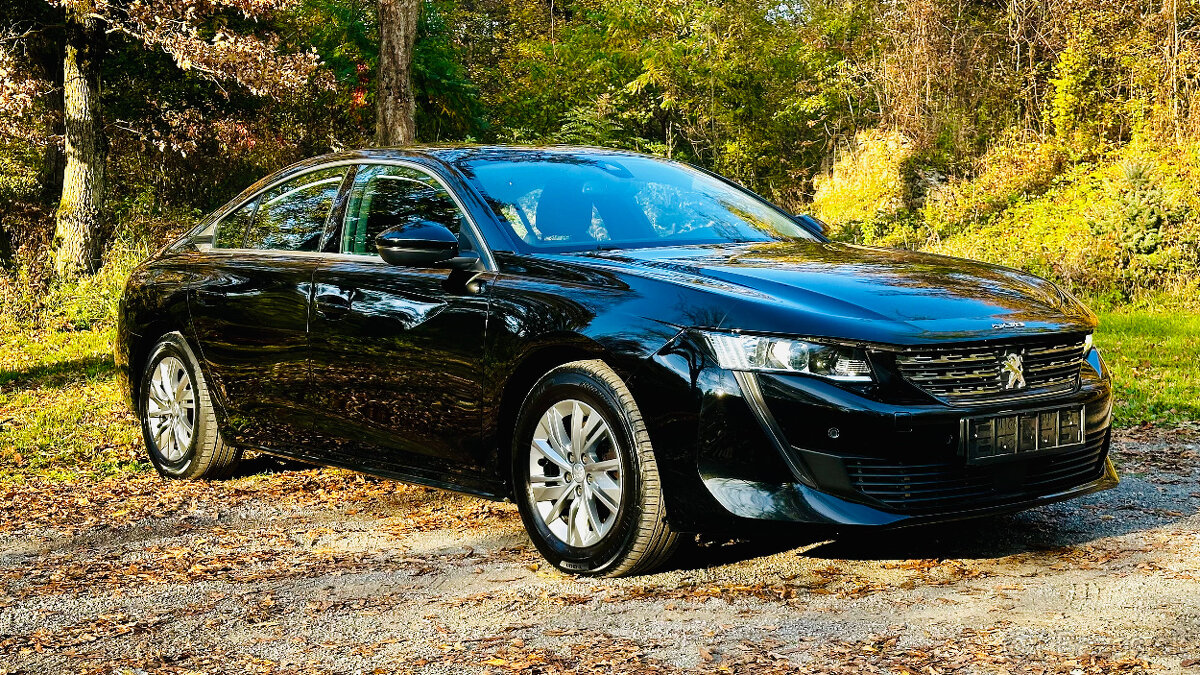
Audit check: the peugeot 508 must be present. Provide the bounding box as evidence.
[117,146,1117,576]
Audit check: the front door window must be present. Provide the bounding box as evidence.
[342,165,472,257]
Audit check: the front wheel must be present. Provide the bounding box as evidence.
[512,360,678,577]
[139,333,241,479]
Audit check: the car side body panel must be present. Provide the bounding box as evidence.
[182,251,319,450]
[306,258,493,488]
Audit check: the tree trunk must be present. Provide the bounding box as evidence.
[53,13,105,279]
[375,0,420,146]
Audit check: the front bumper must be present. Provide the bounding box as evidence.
[640,342,1117,531]
[114,297,136,412]
[701,458,1118,528]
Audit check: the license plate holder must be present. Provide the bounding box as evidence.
[960,405,1086,463]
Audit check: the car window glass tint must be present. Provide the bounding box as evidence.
[343,165,471,255]
[213,197,257,249]
[246,167,347,251]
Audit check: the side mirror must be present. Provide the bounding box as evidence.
[374,221,460,267]
[794,213,829,236]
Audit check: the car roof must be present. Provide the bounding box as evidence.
[304,145,659,170]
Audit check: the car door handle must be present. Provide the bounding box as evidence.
[315,292,352,318]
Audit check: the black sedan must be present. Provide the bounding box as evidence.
[116,146,1117,576]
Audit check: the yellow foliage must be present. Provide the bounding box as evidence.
[927,142,1200,299]
[812,129,913,231]
[924,138,1068,234]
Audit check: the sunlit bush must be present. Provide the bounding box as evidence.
[811,129,915,241]
[923,137,1069,240]
[0,225,155,332]
[928,143,1200,301]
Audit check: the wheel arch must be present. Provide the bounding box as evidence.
[118,261,207,413]
[125,319,218,422]
[493,335,655,498]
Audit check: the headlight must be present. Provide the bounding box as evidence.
[1083,333,1094,355]
[701,331,873,382]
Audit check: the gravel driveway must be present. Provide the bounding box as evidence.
[1,427,1197,674]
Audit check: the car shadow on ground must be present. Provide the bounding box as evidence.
[663,476,1199,571]
[214,446,1198,574]
[661,518,1049,573]
[227,452,317,478]
[807,511,1093,561]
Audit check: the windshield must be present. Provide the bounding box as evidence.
[457,152,818,252]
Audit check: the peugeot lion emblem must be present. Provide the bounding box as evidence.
[1001,352,1027,390]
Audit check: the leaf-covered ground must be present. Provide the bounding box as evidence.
[1,430,1198,674]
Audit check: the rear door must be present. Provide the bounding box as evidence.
[188,165,352,450]
[307,163,493,489]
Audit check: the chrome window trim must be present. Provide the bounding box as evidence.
[196,158,497,272]
[263,176,345,208]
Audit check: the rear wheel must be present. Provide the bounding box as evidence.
[139,333,241,479]
[513,360,678,577]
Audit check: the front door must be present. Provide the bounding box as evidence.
[188,165,350,450]
[307,163,493,488]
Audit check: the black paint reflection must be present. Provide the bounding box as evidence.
[307,257,489,479]
[186,252,316,448]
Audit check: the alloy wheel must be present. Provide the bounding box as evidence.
[146,356,196,463]
[527,399,624,547]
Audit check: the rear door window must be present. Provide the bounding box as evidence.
[245,167,348,252]
[212,197,258,249]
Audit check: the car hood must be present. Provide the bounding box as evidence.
[542,242,1096,344]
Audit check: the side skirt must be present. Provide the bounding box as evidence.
[248,445,510,502]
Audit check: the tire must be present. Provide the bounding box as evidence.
[512,359,678,577]
[138,332,241,479]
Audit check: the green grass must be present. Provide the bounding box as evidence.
[1096,309,1200,427]
[0,308,1194,481]
[0,325,144,480]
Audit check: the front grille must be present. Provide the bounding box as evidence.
[843,432,1108,514]
[894,336,1086,405]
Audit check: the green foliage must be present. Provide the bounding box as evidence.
[813,134,1200,303]
[0,141,39,206]
[1111,160,1167,257]
[811,129,916,243]
[458,0,871,205]
[0,139,44,262]
[1049,41,1102,149]
[553,100,624,147]
[1,231,151,332]
[413,1,487,140]
[922,138,1069,240]
[295,0,377,89]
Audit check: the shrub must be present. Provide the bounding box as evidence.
[923,137,1069,241]
[811,129,915,242]
[0,223,159,333]
[928,143,1200,300]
